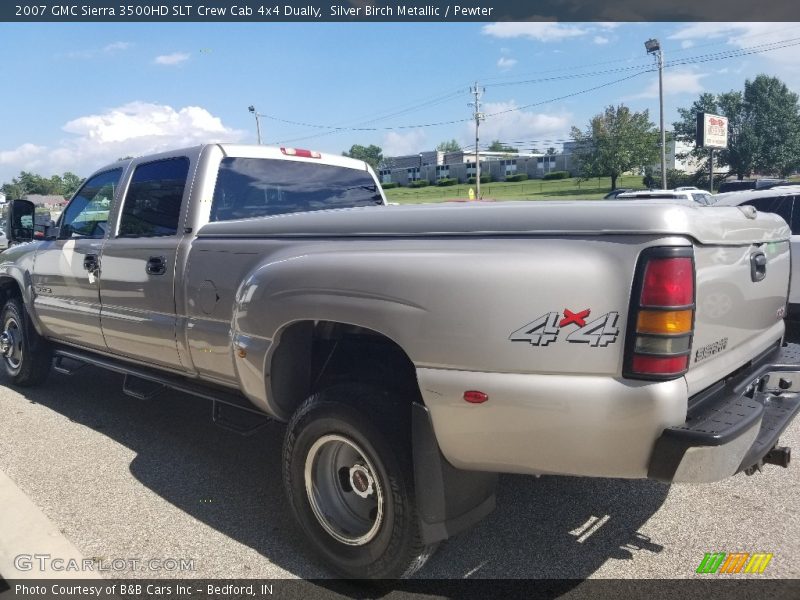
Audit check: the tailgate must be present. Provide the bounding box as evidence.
[686,232,790,396]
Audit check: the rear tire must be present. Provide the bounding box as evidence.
[0,297,51,386]
[282,384,436,578]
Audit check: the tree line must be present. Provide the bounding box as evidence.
[572,74,800,190]
[1,171,84,201]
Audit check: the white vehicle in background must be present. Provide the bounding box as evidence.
[0,228,7,250]
[715,185,800,317]
[616,189,714,205]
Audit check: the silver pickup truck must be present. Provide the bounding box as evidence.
[2,143,799,578]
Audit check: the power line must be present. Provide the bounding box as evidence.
[475,24,800,85]
[269,35,800,145]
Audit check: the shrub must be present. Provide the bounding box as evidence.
[436,178,457,187]
[409,179,429,188]
[543,171,570,180]
[467,175,491,184]
[505,173,529,182]
[380,182,398,189]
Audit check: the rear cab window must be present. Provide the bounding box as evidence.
[210,158,383,222]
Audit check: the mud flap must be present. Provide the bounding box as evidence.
[411,402,497,544]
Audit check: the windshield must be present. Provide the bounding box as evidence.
[210,157,383,222]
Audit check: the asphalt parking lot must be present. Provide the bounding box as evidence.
[0,343,798,585]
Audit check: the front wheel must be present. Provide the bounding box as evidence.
[0,297,52,386]
[282,385,436,578]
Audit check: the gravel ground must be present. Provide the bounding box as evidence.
[0,357,798,582]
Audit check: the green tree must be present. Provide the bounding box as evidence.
[342,144,383,169]
[61,172,84,198]
[571,104,659,190]
[487,140,518,153]
[746,75,800,176]
[673,75,800,179]
[436,139,461,152]
[546,147,557,155]
[1,170,86,200]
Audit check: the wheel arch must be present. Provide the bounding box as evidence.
[266,319,423,421]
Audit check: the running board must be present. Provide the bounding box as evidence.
[52,347,271,434]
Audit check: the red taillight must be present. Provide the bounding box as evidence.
[625,250,695,380]
[640,257,694,306]
[281,147,321,158]
[631,354,689,375]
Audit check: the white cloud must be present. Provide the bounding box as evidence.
[497,57,517,71]
[627,69,708,100]
[103,41,132,53]
[0,103,244,182]
[482,22,588,43]
[57,41,132,60]
[0,143,47,166]
[154,52,190,66]
[382,129,427,156]
[470,102,571,146]
[593,36,610,45]
[669,23,800,68]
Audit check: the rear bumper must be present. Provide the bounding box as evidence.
[648,343,800,483]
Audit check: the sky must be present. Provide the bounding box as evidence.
[1,21,800,183]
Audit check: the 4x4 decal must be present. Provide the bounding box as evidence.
[510,309,620,347]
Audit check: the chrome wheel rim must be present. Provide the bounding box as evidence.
[304,434,384,546]
[1,316,23,371]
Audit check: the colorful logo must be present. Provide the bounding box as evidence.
[696,552,773,574]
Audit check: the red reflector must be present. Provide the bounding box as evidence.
[640,257,694,306]
[463,391,489,404]
[631,354,688,375]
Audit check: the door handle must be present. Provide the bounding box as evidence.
[83,254,99,273]
[146,256,167,275]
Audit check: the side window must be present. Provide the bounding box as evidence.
[745,196,793,225]
[59,168,123,239]
[118,157,189,237]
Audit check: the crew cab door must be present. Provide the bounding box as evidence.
[31,168,123,350]
[98,157,190,370]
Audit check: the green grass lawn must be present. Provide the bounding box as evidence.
[383,175,645,204]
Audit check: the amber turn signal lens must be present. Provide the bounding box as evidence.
[636,310,693,334]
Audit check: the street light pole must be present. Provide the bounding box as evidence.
[248,105,262,145]
[645,39,667,190]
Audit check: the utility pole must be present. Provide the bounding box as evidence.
[469,83,485,199]
[645,39,667,189]
[248,105,262,145]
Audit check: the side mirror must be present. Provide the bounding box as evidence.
[7,199,35,245]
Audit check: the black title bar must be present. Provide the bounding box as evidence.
[2,1,798,22]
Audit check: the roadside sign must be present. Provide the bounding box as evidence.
[696,112,728,149]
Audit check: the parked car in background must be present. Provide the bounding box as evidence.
[603,188,638,199]
[616,189,714,205]
[717,178,788,193]
[715,186,800,317]
[0,228,7,250]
